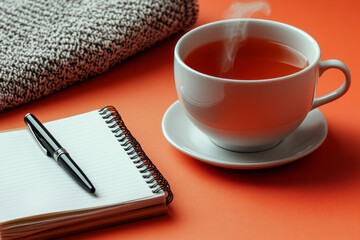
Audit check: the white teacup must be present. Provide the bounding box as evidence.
[174,19,351,152]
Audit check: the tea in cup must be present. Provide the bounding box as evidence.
[174,19,351,152]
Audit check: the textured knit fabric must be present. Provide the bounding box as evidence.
[0,0,198,110]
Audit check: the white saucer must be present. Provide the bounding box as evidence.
[162,101,328,169]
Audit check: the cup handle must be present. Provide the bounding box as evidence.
[311,59,351,110]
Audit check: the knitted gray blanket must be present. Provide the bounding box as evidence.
[0,0,198,110]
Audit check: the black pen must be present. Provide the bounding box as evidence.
[24,113,96,193]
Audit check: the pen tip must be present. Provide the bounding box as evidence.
[89,187,96,193]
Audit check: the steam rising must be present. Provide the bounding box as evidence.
[222,1,271,73]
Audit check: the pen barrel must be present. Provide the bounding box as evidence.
[58,153,96,193]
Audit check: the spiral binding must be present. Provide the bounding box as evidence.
[98,106,173,205]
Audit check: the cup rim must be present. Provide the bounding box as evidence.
[174,19,321,83]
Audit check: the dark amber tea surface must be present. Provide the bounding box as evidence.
[184,37,309,80]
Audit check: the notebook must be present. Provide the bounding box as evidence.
[0,106,173,240]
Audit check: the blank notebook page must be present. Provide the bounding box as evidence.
[0,110,164,223]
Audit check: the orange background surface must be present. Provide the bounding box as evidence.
[1,0,359,239]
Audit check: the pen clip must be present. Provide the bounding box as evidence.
[25,113,50,156]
